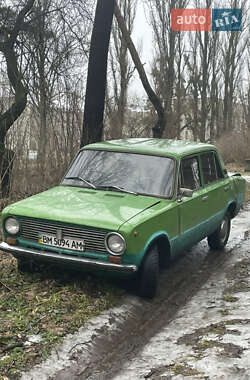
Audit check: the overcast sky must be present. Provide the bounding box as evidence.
[130,2,153,97]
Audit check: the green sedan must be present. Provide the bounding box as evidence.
[0,139,246,297]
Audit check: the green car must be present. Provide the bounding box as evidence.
[0,139,246,297]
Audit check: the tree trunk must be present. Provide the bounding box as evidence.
[0,48,27,143]
[164,23,176,139]
[80,0,115,147]
[0,48,27,196]
[199,31,209,142]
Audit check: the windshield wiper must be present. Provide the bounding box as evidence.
[97,185,138,195]
[64,176,96,189]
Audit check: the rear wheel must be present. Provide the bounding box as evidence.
[207,213,231,250]
[137,246,159,298]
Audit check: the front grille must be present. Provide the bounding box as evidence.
[17,216,108,254]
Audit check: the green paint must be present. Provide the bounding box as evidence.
[84,138,215,159]
[1,139,246,278]
[3,185,160,231]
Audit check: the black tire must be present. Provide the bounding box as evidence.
[138,246,159,298]
[159,251,171,270]
[17,258,35,273]
[207,213,231,250]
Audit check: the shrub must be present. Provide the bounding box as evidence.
[216,132,249,164]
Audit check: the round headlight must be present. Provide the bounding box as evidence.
[105,233,126,256]
[5,217,20,235]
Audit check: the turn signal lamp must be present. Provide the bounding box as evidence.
[109,255,121,265]
[6,237,18,246]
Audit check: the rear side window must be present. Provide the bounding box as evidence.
[201,152,223,185]
[179,157,201,190]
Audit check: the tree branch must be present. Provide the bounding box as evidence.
[114,1,166,138]
[10,0,36,46]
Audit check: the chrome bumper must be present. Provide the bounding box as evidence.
[0,242,137,274]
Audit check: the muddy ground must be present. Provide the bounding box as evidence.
[20,200,250,380]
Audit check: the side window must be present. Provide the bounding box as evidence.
[215,154,224,179]
[179,157,201,190]
[201,152,223,185]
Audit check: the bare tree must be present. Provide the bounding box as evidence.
[237,30,250,142]
[218,0,248,134]
[0,0,35,196]
[174,31,190,139]
[209,31,222,142]
[114,2,165,138]
[221,36,246,133]
[2,0,92,196]
[106,0,137,139]
[195,0,212,142]
[147,0,189,138]
[21,0,92,173]
[183,35,201,141]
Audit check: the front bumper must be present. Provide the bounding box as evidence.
[0,242,138,274]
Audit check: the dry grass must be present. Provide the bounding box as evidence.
[0,254,124,379]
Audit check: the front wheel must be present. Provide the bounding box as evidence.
[137,246,159,298]
[207,213,231,250]
[17,258,36,273]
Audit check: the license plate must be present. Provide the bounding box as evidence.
[38,234,85,251]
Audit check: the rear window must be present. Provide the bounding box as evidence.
[201,152,223,185]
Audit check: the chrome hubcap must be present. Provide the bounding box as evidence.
[220,217,228,243]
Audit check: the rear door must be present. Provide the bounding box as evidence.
[199,151,232,236]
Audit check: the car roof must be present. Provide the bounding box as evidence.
[83,138,216,159]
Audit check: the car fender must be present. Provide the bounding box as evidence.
[139,231,171,268]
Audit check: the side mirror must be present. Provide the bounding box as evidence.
[179,188,194,198]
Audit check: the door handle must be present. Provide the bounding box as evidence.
[202,196,208,202]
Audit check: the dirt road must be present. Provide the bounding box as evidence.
[22,203,250,380]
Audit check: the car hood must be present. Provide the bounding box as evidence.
[5,186,161,231]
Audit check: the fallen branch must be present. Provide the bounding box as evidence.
[69,340,92,354]
[0,280,12,292]
[0,342,23,354]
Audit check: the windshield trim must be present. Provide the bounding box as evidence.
[61,149,177,199]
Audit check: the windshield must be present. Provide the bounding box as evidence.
[62,150,175,198]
